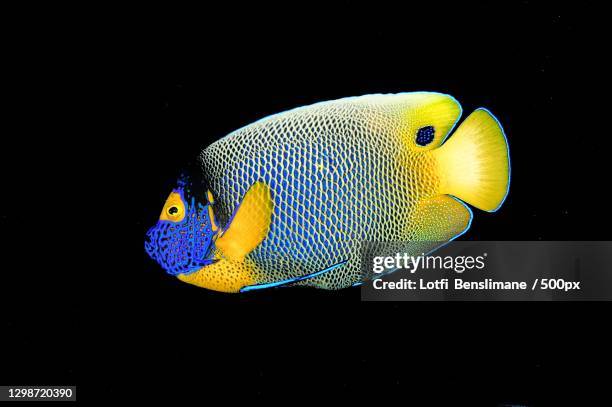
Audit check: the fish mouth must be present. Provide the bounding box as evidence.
[144,239,156,259]
[144,229,157,256]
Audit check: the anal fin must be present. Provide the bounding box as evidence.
[239,260,347,292]
[411,195,473,242]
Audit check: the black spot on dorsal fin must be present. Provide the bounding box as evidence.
[416,126,435,146]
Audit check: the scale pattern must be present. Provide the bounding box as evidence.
[199,94,446,289]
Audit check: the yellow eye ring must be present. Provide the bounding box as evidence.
[160,191,186,222]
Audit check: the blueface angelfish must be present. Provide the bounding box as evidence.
[145,93,510,292]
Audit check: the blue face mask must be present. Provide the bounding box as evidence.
[145,178,218,276]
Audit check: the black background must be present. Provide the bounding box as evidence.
[2,1,611,405]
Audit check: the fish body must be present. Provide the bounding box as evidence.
[146,93,510,292]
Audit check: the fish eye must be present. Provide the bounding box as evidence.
[168,206,180,216]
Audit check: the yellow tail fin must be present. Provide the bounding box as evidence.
[434,108,510,212]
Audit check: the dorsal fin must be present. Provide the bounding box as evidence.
[215,181,273,260]
[350,92,462,151]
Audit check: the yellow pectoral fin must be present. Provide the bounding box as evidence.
[177,258,259,293]
[216,181,273,260]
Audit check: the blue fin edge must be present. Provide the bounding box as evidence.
[239,260,348,292]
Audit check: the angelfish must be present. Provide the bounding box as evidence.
[145,93,510,292]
